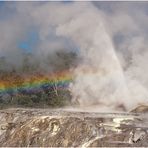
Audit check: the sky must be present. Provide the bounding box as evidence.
[1,1,148,110]
[0,1,78,55]
[0,1,148,55]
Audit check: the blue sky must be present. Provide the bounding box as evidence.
[18,29,39,53]
[0,1,79,55]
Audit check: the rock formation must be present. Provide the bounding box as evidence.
[0,107,148,147]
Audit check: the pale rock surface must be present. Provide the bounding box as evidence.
[0,107,148,147]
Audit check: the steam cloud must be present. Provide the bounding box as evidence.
[1,2,148,111]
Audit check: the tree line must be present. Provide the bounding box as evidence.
[0,50,78,109]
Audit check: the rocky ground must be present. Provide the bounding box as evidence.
[0,106,148,147]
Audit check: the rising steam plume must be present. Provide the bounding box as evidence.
[53,2,148,111]
[1,2,148,111]
[55,8,131,110]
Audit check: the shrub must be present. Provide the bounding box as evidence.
[12,95,34,107]
[47,89,71,107]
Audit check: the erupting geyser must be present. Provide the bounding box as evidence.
[55,5,130,111]
[69,22,130,111]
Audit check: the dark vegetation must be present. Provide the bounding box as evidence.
[0,50,78,109]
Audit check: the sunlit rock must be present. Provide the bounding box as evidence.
[130,105,148,113]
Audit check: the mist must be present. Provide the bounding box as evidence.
[0,2,148,111]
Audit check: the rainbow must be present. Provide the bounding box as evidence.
[0,71,73,94]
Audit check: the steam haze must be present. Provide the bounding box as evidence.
[0,2,148,111]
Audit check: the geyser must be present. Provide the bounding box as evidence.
[55,4,131,111]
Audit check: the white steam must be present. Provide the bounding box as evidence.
[55,8,131,110]
[1,2,148,111]
[53,3,148,111]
